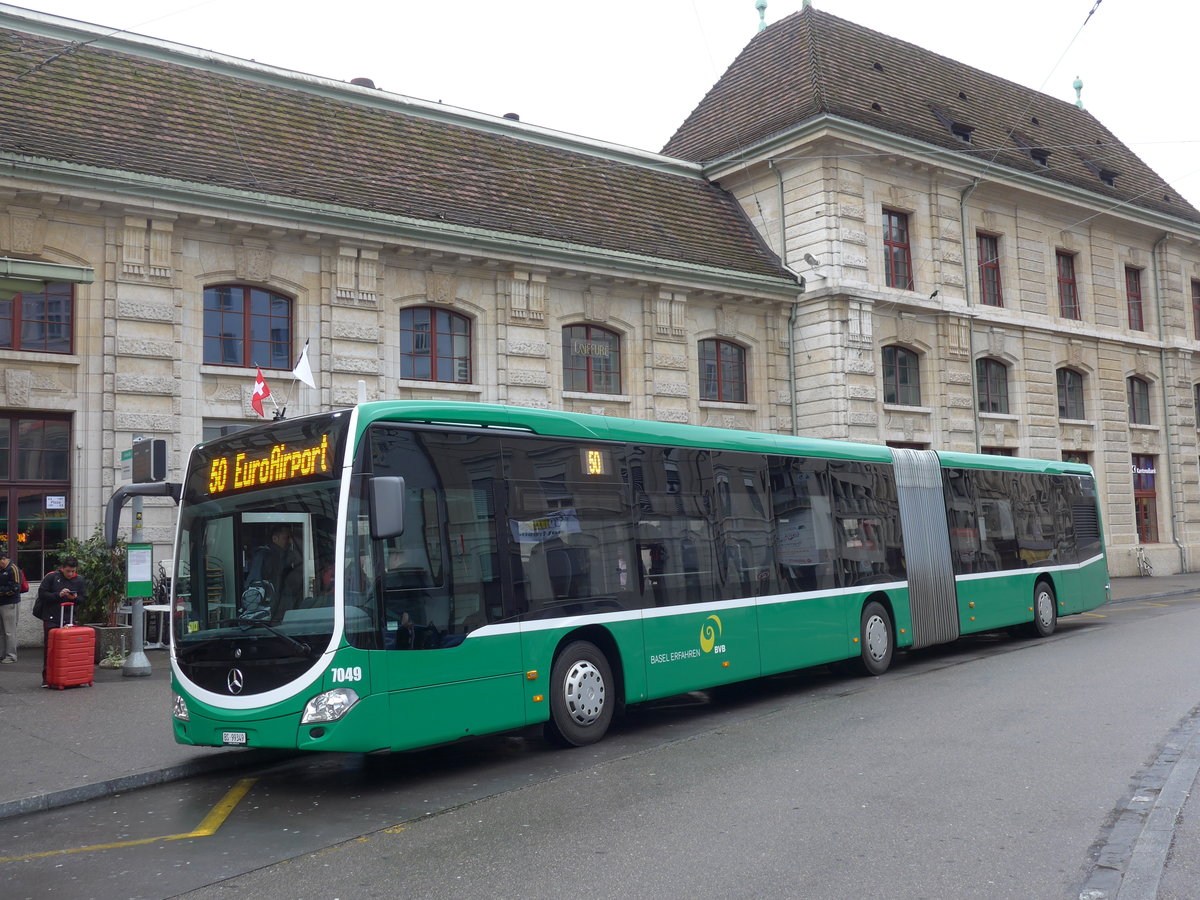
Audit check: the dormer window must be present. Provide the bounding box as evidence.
[930,105,974,144]
[1012,132,1051,167]
[1078,152,1118,187]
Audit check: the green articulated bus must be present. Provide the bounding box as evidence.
[169,401,1109,751]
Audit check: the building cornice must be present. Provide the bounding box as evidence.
[3,154,798,299]
[702,114,1200,238]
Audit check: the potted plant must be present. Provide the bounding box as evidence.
[55,525,130,663]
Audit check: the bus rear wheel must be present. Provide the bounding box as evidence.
[544,640,614,747]
[857,600,893,676]
[1029,581,1057,637]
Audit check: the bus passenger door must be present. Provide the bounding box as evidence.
[359,427,527,751]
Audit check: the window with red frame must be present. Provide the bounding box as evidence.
[1127,376,1151,425]
[883,210,914,290]
[399,307,472,383]
[562,324,621,394]
[1125,266,1145,331]
[1132,454,1159,543]
[203,285,292,369]
[1057,368,1086,420]
[976,358,1009,413]
[0,413,73,580]
[0,282,74,353]
[1056,251,1080,319]
[882,345,921,406]
[978,234,1003,306]
[698,339,747,402]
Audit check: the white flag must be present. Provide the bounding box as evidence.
[292,340,316,389]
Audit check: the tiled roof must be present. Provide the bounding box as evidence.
[663,7,1200,225]
[0,23,791,283]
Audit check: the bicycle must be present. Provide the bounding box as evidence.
[1133,544,1153,577]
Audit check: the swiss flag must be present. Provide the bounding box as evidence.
[251,367,271,418]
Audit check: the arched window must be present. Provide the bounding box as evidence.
[203,285,292,368]
[698,339,747,402]
[1127,376,1151,425]
[0,282,75,354]
[976,358,1009,414]
[562,325,621,393]
[1057,368,1085,420]
[399,307,472,383]
[882,345,920,406]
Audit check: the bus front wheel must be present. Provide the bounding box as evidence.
[857,600,894,676]
[1030,581,1057,637]
[545,640,614,747]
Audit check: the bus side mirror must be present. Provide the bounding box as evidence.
[369,476,405,539]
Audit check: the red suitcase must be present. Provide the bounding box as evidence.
[46,602,94,690]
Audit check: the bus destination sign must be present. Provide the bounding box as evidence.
[208,434,332,496]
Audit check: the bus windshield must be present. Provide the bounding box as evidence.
[172,413,350,694]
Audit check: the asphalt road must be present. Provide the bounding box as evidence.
[7,594,1199,900]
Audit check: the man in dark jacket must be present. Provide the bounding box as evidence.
[246,525,302,621]
[37,557,86,687]
[0,549,23,663]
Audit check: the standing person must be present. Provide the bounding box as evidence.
[35,557,86,688]
[0,549,23,663]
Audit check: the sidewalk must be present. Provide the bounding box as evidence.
[0,573,1196,822]
[0,648,285,821]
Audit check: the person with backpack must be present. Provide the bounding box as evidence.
[0,548,26,663]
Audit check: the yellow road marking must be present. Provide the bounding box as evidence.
[0,777,256,864]
[1080,612,1107,618]
[189,777,256,836]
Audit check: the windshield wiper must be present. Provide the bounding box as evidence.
[237,619,312,655]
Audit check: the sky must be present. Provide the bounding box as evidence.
[9,0,1200,210]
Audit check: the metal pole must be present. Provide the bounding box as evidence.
[123,472,151,677]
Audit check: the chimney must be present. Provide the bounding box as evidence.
[350,77,377,89]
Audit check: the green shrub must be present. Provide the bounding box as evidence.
[56,525,128,626]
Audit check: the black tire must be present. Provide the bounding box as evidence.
[1029,580,1057,637]
[544,640,614,747]
[857,600,893,676]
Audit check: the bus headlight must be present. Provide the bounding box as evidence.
[173,694,190,721]
[301,688,360,724]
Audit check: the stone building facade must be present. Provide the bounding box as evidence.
[667,10,1200,577]
[1,0,1198,660]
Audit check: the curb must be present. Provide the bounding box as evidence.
[0,748,293,822]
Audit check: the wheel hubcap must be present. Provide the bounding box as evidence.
[865,615,889,661]
[563,660,605,726]
[1037,591,1054,628]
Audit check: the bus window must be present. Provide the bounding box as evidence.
[711,451,776,599]
[943,468,980,574]
[974,470,1019,571]
[358,427,508,649]
[830,461,904,585]
[769,456,836,592]
[629,445,717,607]
[505,436,637,616]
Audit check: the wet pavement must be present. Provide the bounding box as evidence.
[0,572,1197,898]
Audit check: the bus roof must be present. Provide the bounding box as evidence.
[348,400,1094,476]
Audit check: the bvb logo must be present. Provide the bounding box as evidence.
[699,614,723,653]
